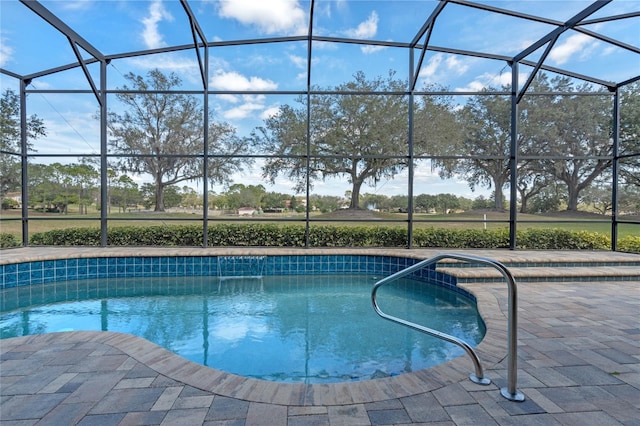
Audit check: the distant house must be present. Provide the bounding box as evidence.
[4,192,22,208]
[238,207,257,216]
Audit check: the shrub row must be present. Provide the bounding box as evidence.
[16,224,638,253]
[619,235,640,253]
[0,232,20,248]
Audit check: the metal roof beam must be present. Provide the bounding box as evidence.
[19,39,617,91]
[312,35,408,49]
[516,34,560,103]
[617,75,640,88]
[447,0,561,26]
[578,11,640,25]
[411,1,447,47]
[575,27,640,55]
[68,38,102,106]
[513,0,612,63]
[180,0,207,44]
[22,58,99,81]
[19,0,105,62]
[519,58,615,88]
[313,36,619,88]
[0,68,24,80]
[411,25,435,91]
[307,0,315,89]
[411,1,448,90]
[180,0,208,89]
[512,1,618,98]
[208,36,307,47]
[23,38,307,81]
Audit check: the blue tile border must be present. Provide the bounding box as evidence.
[0,255,470,301]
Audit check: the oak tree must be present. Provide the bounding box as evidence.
[107,69,249,211]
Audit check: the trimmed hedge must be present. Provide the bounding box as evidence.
[23,224,638,252]
[0,232,20,248]
[413,228,510,248]
[29,228,102,246]
[619,235,640,253]
[516,228,610,250]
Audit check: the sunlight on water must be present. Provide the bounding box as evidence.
[1,274,485,383]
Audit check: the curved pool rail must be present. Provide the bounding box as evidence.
[371,252,525,402]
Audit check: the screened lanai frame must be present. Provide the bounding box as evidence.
[1,0,639,250]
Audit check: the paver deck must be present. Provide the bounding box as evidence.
[1,248,639,425]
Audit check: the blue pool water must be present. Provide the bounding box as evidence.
[0,272,485,383]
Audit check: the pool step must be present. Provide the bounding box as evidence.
[436,258,640,283]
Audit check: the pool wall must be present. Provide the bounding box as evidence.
[0,249,504,406]
[0,255,471,300]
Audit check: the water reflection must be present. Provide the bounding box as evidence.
[0,274,484,383]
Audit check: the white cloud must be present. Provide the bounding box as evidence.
[208,71,280,123]
[288,54,307,69]
[60,1,93,11]
[454,80,489,93]
[488,72,512,87]
[216,0,307,36]
[224,101,265,120]
[215,94,270,121]
[421,54,443,79]
[126,56,205,86]
[548,33,594,65]
[29,80,51,90]
[140,0,173,49]
[210,70,277,91]
[37,112,101,155]
[125,56,232,88]
[261,106,281,120]
[419,53,469,85]
[312,40,339,51]
[345,11,378,39]
[454,71,527,92]
[445,55,469,75]
[217,94,240,103]
[212,316,268,341]
[129,56,199,73]
[361,44,387,54]
[0,36,13,67]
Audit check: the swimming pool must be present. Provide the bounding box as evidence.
[0,254,485,383]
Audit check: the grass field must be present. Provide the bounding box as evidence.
[1,208,637,240]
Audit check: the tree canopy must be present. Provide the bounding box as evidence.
[437,73,623,212]
[435,89,512,210]
[528,76,613,211]
[620,82,640,189]
[106,69,249,211]
[253,71,413,209]
[253,71,463,209]
[0,89,46,197]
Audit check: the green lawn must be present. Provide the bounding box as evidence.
[410,211,637,237]
[1,209,637,240]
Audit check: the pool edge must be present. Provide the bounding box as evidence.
[0,247,508,406]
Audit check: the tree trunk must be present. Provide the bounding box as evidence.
[349,179,362,209]
[154,182,165,212]
[566,186,579,211]
[565,160,609,212]
[494,183,504,210]
[519,192,528,214]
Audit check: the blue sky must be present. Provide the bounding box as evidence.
[1,0,639,200]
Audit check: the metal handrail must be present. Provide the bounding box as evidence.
[371,252,525,402]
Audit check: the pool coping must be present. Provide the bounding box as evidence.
[0,247,514,406]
